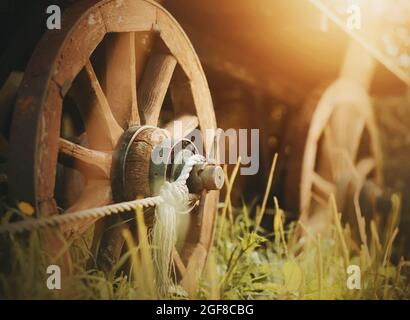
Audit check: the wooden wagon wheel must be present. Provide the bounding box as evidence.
[283,39,383,234]
[284,77,383,233]
[8,0,219,290]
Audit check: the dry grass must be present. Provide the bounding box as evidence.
[198,194,410,300]
[0,157,409,300]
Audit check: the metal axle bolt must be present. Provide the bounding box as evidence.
[187,164,225,193]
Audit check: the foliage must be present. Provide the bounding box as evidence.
[0,158,409,299]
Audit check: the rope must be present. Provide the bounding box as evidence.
[0,154,207,296]
[0,154,206,236]
[151,154,206,295]
[0,196,161,235]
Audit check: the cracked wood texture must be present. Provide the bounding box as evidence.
[8,0,218,291]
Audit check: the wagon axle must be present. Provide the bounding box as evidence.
[111,125,223,203]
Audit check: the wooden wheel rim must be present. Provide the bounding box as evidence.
[286,78,382,231]
[9,0,218,286]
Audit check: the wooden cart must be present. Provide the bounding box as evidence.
[0,0,409,289]
[166,0,410,232]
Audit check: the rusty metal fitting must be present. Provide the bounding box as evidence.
[187,163,224,193]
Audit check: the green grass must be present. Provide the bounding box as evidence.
[200,194,410,300]
[0,162,409,300]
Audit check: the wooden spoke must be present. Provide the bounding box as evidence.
[356,157,376,181]
[173,247,187,277]
[329,105,349,150]
[10,0,219,291]
[332,148,354,181]
[58,138,112,179]
[164,114,199,139]
[330,104,365,160]
[61,180,112,236]
[103,33,140,128]
[317,126,335,180]
[285,79,382,233]
[311,191,328,207]
[128,34,139,127]
[347,114,365,160]
[71,60,123,150]
[138,54,177,126]
[312,172,336,198]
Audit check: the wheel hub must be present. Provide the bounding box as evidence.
[111,125,168,202]
[111,126,224,203]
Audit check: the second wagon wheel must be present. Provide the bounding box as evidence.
[8,0,219,291]
[284,40,383,234]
